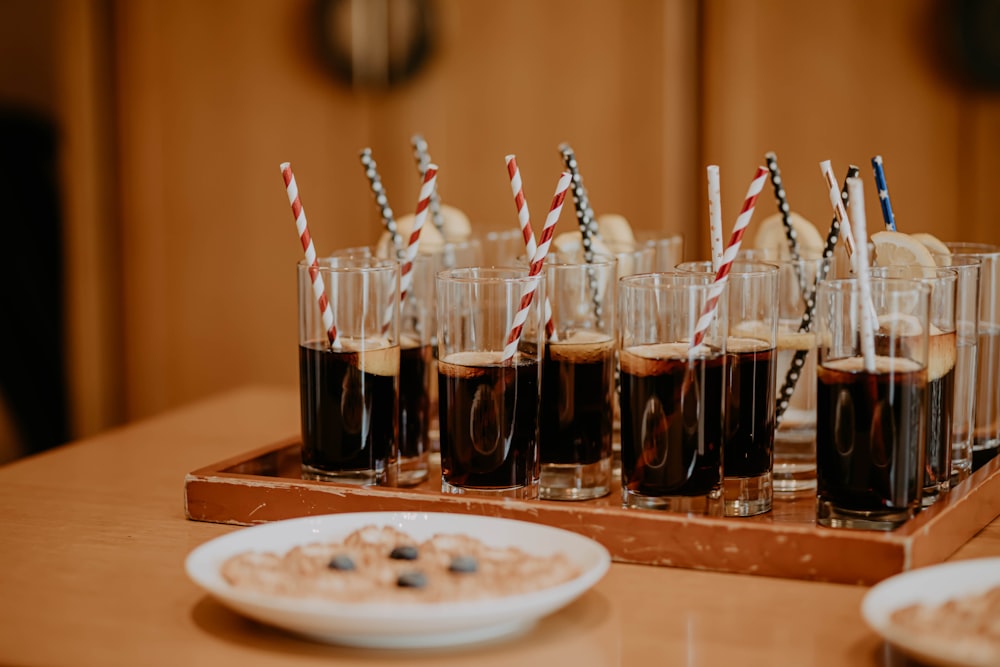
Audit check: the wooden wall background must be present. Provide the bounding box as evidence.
[46,0,1000,439]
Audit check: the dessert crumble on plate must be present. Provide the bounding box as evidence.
[221,525,581,603]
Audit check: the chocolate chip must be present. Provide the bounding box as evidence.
[389,545,419,560]
[327,554,356,571]
[396,571,427,588]
[449,556,478,573]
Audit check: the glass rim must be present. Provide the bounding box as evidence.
[868,265,958,284]
[618,271,718,291]
[301,256,399,273]
[435,266,539,284]
[544,253,619,269]
[817,276,932,295]
[675,259,780,276]
[941,241,1000,259]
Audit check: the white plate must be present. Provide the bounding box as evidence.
[861,558,1000,667]
[185,511,611,649]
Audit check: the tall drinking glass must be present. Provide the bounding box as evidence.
[941,243,1000,471]
[435,267,545,499]
[329,245,434,483]
[618,272,727,514]
[815,277,930,530]
[297,256,400,485]
[677,261,779,516]
[539,256,618,499]
[772,257,837,493]
[639,232,685,271]
[871,266,958,504]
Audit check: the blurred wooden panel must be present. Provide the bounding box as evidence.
[56,0,124,437]
[111,0,699,422]
[83,0,1000,432]
[702,0,1000,255]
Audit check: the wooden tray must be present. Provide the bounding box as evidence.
[184,438,1000,585]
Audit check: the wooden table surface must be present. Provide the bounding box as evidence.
[1,385,998,667]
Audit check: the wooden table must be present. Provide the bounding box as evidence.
[1,386,997,667]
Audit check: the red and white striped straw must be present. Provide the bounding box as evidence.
[707,165,724,272]
[847,177,876,372]
[690,166,769,349]
[502,171,572,362]
[505,155,555,340]
[505,155,537,260]
[280,162,340,348]
[820,160,858,262]
[399,164,438,304]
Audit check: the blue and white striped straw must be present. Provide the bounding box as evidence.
[871,155,897,231]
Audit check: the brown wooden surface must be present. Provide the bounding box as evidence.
[1,385,999,666]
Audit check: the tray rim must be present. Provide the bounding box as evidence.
[184,436,1000,585]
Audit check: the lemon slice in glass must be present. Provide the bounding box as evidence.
[871,231,936,268]
[910,232,952,265]
[752,212,825,260]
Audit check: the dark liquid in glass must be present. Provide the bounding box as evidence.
[724,339,776,478]
[298,341,398,479]
[399,341,432,461]
[540,334,615,466]
[924,332,955,493]
[619,344,724,498]
[816,357,926,514]
[972,326,1000,470]
[438,352,540,490]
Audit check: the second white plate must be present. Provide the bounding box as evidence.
[861,557,1000,667]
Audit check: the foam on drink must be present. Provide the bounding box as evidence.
[546,329,615,362]
[777,330,816,352]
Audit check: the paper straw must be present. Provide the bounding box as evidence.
[871,155,897,231]
[820,161,879,327]
[558,143,599,243]
[559,143,604,327]
[775,165,858,424]
[848,177,876,372]
[280,162,340,348]
[502,171,571,362]
[360,147,403,258]
[707,165,724,272]
[506,155,538,260]
[504,155,556,338]
[819,160,858,264]
[410,134,445,234]
[505,155,555,339]
[690,166,769,349]
[398,164,438,305]
[765,152,808,301]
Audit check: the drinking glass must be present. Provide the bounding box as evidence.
[618,272,726,514]
[297,256,400,485]
[815,277,930,530]
[435,267,545,499]
[940,243,1000,471]
[330,245,435,481]
[606,240,655,278]
[773,257,836,493]
[677,260,779,516]
[871,266,958,505]
[539,255,617,500]
[639,232,685,271]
